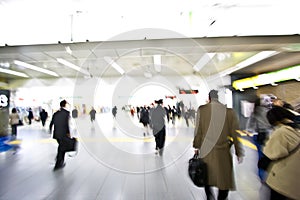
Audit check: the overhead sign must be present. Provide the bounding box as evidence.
[179,89,198,94]
[165,95,176,99]
[232,64,300,91]
[0,90,9,109]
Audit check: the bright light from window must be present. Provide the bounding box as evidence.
[129,84,175,106]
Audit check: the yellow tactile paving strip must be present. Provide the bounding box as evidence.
[6,130,257,150]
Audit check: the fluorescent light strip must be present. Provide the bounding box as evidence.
[104,57,125,75]
[193,53,216,72]
[65,46,72,55]
[14,60,59,77]
[232,65,300,90]
[153,55,161,72]
[0,67,29,78]
[57,58,90,76]
[220,51,278,77]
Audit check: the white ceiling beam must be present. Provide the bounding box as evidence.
[207,51,278,81]
[220,51,278,77]
[193,53,216,72]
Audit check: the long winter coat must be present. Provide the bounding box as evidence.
[263,124,300,199]
[150,105,166,135]
[193,100,244,190]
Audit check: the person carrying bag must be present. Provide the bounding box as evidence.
[188,152,207,187]
[259,106,300,200]
[192,90,244,200]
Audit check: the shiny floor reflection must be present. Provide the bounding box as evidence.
[0,113,269,200]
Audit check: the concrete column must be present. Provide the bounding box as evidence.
[0,90,10,137]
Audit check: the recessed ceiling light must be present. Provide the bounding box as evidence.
[57,58,90,76]
[14,60,59,77]
[104,57,125,75]
[0,67,29,78]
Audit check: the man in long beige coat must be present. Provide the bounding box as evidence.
[193,90,244,200]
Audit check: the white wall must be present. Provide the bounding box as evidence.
[7,74,233,112]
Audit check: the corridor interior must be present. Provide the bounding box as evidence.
[0,112,269,200]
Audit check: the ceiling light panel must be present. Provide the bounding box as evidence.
[57,58,90,76]
[14,60,59,77]
[104,56,125,75]
[153,55,161,72]
[0,67,29,78]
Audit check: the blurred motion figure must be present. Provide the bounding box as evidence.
[39,109,48,127]
[263,106,300,200]
[9,108,20,139]
[246,97,272,181]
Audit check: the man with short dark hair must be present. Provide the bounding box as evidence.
[49,100,70,170]
[193,90,244,200]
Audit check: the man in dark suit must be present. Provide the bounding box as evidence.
[49,100,70,170]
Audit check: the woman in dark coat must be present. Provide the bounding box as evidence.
[140,106,150,136]
[40,109,48,127]
[28,108,34,125]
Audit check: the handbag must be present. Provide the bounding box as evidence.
[18,119,23,126]
[257,154,272,170]
[62,137,78,152]
[188,154,207,187]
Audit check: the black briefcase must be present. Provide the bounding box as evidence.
[62,137,78,152]
[188,154,207,187]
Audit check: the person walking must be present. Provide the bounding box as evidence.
[193,90,244,200]
[9,108,20,139]
[150,99,166,155]
[89,107,96,123]
[112,106,117,119]
[262,106,300,200]
[39,108,48,127]
[140,106,150,136]
[28,107,34,125]
[246,97,272,181]
[71,107,78,118]
[49,100,70,170]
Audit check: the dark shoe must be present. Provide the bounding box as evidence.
[158,149,164,156]
[53,163,66,171]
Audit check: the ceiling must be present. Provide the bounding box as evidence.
[0,0,300,85]
[1,0,299,46]
[0,34,300,84]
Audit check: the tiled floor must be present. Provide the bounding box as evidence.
[0,113,270,200]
